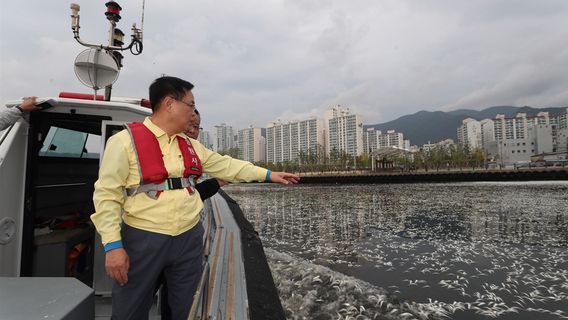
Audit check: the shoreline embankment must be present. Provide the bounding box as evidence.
[297,168,568,184]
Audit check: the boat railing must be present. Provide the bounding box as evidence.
[189,194,249,319]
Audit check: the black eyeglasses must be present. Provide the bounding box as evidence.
[174,98,196,110]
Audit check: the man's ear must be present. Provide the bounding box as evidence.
[161,96,174,111]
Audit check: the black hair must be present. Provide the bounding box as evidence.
[149,76,194,112]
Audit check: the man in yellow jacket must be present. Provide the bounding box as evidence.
[92,76,299,320]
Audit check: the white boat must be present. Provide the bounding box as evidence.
[0,3,283,319]
[0,94,284,319]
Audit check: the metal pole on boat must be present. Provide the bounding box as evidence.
[70,2,143,98]
[104,2,121,101]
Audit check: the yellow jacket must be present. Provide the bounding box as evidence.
[91,117,267,249]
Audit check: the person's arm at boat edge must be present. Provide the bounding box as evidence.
[0,97,37,131]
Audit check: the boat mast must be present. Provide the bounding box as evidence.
[70,2,144,100]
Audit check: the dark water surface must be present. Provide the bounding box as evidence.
[225,182,568,320]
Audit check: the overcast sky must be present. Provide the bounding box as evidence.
[2,0,568,132]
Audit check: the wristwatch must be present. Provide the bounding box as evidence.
[15,106,24,114]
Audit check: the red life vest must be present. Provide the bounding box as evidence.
[125,122,202,198]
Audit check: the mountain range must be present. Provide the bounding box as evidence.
[365,106,568,146]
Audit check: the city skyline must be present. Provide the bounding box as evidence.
[207,104,567,166]
[2,1,568,133]
[458,109,568,164]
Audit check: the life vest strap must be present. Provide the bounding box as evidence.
[125,176,197,197]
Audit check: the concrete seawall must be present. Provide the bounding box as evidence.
[298,168,568,184]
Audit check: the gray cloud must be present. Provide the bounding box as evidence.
[2,0,568,133]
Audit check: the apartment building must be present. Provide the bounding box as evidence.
[363,128,407,154]
[265,118,324,163]
[555,108,568,153]
[363,128,380,154]
[480,119,495,147]
[237,126,265,162]
[493,113,531,140]
[213,123,234,152]
[474,110,568,164]
[325,105,363,157]
[198,130,213,150]
[457,118,482,149]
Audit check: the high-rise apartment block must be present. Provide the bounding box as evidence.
[213,123,234,152]
[494,113,532,140]
[554,109,568,153]
[363,128,407,154]
[461,109,568,164]
[198,130,213,150]
[324,105,363,156]
[363,128,380,154]
[480,119,495,147]
[265,118,324,163]
[237,126,266,162]
[457,118,482,149]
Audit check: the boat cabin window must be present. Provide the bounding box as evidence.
[39,126,101,159]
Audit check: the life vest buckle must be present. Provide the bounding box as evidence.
[167,177,183,189]
[125,177,197,197]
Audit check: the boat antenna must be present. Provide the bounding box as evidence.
[130,0,145,56]
[141,0,146,32]
[70,2,144,100]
